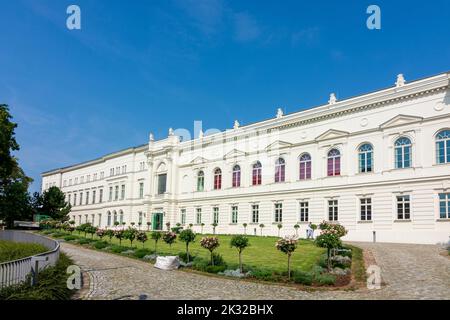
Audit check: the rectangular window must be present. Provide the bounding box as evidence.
[274,203,283,223]
[110,168,114,176]
[99,189,103,203]
[85,191,89,205]
[139,182,144,199]
[92,190,96,204]
[231,206,238,224]
[73,193,77,206]
[196,208,202,224]
[138,212,143,225]
[328,200,338,221]
[98,214,102,227]
[87,175,90,182]
[439,193,450,219]
[299,202,309,222]
[360,198,372,221]
[114,186,119,201]
[181,209,186,225]
[68,194,71,205]
[213,207,219,224]
[158,174,167,194]
[100,172,104,179]
[252,204,259,223]
[121,185,125,200]
[91,214,95,224]
[396,195,410,220]
[79,192,83,206]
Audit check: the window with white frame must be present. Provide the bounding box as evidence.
[231,206,238,224]
[328,200,338,221]
[110,168,114,176]
[119,210,124,224]
[360,198,372,221]
[98,213,102,227]
[139,182,144,199]
[358,144,373,173]
[68,194,71,205]
[100,171,104,179]
[299,201,309,222]
[91,214,95,225]
[251,204,259,223]
[73,193,77,206]
[196,208,202,224]
[121,184,125,200]
[107,212,111,226]
[85,191,89,205]
[79,192,83,206]
[274,203,283,222]
[213,207,219,224]
[181,209,186,225]
[114,186,119,200]
[395,137,412,169]
[138,212,143,225]
[99,189,103,203]
[436,130,450,164]
[109,187,113,201]
[439,193,450,219]
[396,195,411,220]
[92,190,96,204]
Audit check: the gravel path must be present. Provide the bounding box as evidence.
[61,242,450,300]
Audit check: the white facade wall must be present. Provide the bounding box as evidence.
[42,72,450,244]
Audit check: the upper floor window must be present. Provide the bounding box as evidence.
[110,168,114,176]
[85,191,89,205]
[114,186,119,200]
[139,182,144,199]
[252,161,262,185]
[197,171,204,191]
[107,212,111,226]
[109,187,113,201]
[327,149,341,176]
[121,185,125,200]
[213,168,222,190]
[395,137,412,169]
[99,189,103,203]
[232,165,241,188]
[274,158,285,183]
[79,192,83,206]
[358,143,373,173]
[299,153,312,180]
[100,171,104,179]
[92,190,96,204]
[157,174,167,194]
[436,130,450,164]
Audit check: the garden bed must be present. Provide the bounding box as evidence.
[0,240,48,263]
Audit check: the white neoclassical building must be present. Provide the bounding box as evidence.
[41,72,450,244]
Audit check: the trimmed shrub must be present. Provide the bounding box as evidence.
[293,271,313,285]
[78,238,93,245]
[110,245,128,253]
[205,265,227,273]
[315,273,336,286]
[93,241,109,250]
[134,248,153,259]
[178,252,196,263]
[63,235,79,242]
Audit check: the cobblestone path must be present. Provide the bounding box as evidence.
[61,242,449,300]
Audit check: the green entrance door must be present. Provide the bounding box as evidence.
[152,212,163,230]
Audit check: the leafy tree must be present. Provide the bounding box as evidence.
[277,223,283,237]
[162,232,176,247]
[146,221,151,231]
[136,231,148,248]
[151,231,162,253]
[242,223,248,235]
[200,222,205,234]
[105,229,115,243]
[315,231,342,271]
[211,223,218,235]
[123,228,137,247]
[114,229,125,245]
[33,186,71,221]
[294,224,300,237]
[230,235,249,273]
[179,229,196,263]
[276,236,298,279]
[200,237,220,266]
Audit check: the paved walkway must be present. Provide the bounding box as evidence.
[61,242,450,300]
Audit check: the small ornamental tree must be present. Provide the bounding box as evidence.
[200,223,205,234]
[121,222,126,228]
[138,222,142,230]
[124,228,138,248]
[166,222,171,231]
[114,221,120,227]
[179,229,196,263]
[146,222,151,231]
[130,222,135,228]
[243,223,248,235]
[277,223,283,237]
[315,230,342,271]
[162,231,177,247]
[259,224,265,236]
[105,229,114,243]
[151,231,162,253]
[294,224,300,237]
[230,235,249,273]
[188,223,193,229]
[96,229,106,240]
[69,220,75,226]
[275,236,298,280]
[200,237,220,266]
[211,223,218,235]
[136,231,148,248]
[86,225,98,239]
[114,229,125,245]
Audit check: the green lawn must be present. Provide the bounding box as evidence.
[90,232,325,273]
[0,240,48,263]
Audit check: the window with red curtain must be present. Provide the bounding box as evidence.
[274,158,285,182]
[327,149,341,176]
[299,153,312,180]
[232,165,241,187]
[214,168,222,189]
[252,161,262,185]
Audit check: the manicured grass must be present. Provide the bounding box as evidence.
[93,232,325,273]
[0,240,48,263]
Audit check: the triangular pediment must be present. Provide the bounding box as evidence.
[265,140,293,152]
[379,114,423,129]
[315,129,350,142]
[190,156,208,164]
[223,149,247,160]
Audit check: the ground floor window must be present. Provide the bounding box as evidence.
[196,208,202,224]
[360,198,372,221]
[251,204,259,223]
[138,212,143,225]
[180,209,186,224]
[328,200,338,221]
[231,206,238,224]
[439,193,450,219]
[213,207,219,224]
[274,203,283,223]
[299,202,309,222]
[396,195,411,220]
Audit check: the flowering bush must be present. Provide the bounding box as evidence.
[136,231,148,248]
[105,229,115,242]
[319,221,348,238]
[275,236,298,279]
[230,235,249,273]
[123,228,138,247]
[162,231,177,247]
[114,229,125,245]
[200,237,220,266]
[179,229,196,263]
[96,228,106,239]
[315,228,343,271]
[151,231,162,253]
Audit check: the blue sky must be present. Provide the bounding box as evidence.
[1,0,450,193]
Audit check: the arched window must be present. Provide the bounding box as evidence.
[213,168,222,190]
[395,137,412,169]
[436,130,450,164]
[232,165,241,188]
[252,161,262,185]
[327,149,341,176]
[358,143,373,173]
[119,210,124,224]
[299,153,312,180]
[113,211,117,224]
[274,158,285,183]
[197,171,204,191]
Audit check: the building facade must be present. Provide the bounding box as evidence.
[41,72,450,244]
